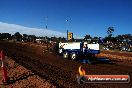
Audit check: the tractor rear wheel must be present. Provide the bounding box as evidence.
[71,53,77,60]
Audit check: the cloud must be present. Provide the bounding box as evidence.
[0,21,68,37]
[0,21,83,39]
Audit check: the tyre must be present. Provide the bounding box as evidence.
[71,53,77,60]
[63,52,69,59]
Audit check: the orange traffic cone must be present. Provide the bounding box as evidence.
[1,50,8,83]
[2,65,8,83]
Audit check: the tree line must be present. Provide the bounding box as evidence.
[84,27,132,43]
[0,32,67,42]
[0,27,132,43]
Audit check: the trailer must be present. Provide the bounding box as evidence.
[58,42,100,60]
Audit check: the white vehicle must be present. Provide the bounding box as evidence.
[58,42,100,60]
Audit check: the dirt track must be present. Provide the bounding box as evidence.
[0,57,55,88]
[0,41,132,88]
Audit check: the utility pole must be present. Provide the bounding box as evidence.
[66,19,69,41]
[44,17,48,41]
[45,17,48,29]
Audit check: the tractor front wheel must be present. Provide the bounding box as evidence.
[63,52,69,59]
